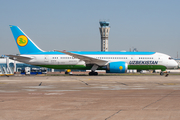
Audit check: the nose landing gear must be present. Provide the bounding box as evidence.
[160,71,169,77]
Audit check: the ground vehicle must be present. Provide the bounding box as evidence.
[21,68,47,75]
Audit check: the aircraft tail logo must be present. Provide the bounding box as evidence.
[9,25,43,54]
[17,35,28,47]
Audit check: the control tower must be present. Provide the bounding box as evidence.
[99,21,110,51]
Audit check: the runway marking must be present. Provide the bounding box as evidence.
[105,110,122,120]
[142,91,175,110]
[80,80,88,85]
[69,77,89,85]
[116,82,127,86]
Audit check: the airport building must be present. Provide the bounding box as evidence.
[99,21,110,51]
[0,57,45,73]
[0,57,86,75]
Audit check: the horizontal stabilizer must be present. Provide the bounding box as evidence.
[6,55,32,61]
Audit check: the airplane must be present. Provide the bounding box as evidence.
[7,25,178,76]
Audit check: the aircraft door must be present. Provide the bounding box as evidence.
[158,55,163,65]
[44,55,49,63]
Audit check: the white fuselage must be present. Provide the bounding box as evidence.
[19,52,178,70]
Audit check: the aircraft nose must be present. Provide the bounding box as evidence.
[167,60,178,69]
[175,61,178,67]
[173,60,178,68]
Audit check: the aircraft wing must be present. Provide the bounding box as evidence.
[55,50,108,66]
[6,55,32,61]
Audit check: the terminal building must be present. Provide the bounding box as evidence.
[0,56,86,75]
[0,57,46,73]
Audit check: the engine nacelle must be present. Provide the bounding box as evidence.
[106,61,128,73]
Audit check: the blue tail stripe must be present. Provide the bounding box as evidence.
[9,25,43,54]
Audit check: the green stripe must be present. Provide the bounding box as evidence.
[128,65,167,71]
[38,65,91,70]
[37,64,167,71]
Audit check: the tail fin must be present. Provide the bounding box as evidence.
[9,25,43,54]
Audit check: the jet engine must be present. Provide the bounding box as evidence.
[106,61,128,73]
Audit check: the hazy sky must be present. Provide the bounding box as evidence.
[0,0,180,58]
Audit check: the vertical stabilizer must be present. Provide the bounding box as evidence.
[9,25,43,54]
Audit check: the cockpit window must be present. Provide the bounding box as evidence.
[169,57,173,60]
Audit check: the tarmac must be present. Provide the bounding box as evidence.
[0,75,180,120]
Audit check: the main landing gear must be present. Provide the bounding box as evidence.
[89,64,99,76]
[160,71,169,77]
[89,71,98,76]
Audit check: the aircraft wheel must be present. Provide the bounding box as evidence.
[165,74,169,77]
[160,72,164,76]
[89,72,98,76]
[95,72,98,75]
[89,72,92,75]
